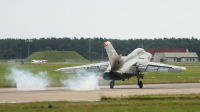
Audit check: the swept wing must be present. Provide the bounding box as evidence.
[137,62,186,73]
[55,62,109,73]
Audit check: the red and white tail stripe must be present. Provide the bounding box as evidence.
[104,41,110,47]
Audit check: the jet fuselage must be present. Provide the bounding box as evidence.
[103,41,152,80]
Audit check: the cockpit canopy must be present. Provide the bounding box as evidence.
[133,48,144,54]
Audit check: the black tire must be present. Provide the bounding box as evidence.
[139,81,143,88]
[110,81,114,89]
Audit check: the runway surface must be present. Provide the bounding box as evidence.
[0,83,200,103]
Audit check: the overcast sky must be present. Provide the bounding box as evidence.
[0,0,200,39]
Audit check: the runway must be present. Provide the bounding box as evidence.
[0,83,200,103]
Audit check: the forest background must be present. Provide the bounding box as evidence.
[0,37,199,61]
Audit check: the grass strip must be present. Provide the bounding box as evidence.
[101,93,200,101]
[1,94,200,112]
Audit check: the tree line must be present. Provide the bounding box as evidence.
[0,37,200,60]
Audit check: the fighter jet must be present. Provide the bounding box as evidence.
[56,41,186,89]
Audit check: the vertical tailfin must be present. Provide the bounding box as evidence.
[104,41,120,70]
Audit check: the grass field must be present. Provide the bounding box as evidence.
[0,62,200,87]
[0,94,200,112]
[0,62,200,111]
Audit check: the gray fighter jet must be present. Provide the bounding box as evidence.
[56,41,186,89]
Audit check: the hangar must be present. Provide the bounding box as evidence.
[154,52,198,62]
[145,48,199,62]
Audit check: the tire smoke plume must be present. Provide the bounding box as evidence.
[6,67,50,90]
[61,70,100,91]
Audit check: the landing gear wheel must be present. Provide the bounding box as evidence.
[110,80,115,89]
[138,81,143,88]
[137,75,144,89]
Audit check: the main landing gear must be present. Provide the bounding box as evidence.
[137,75,143,88]
[109,75,144,89]
[110,80,115,89]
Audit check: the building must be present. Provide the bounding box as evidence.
[145,48,199,62]
[154,52,198,62]
[145,49,188,56]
